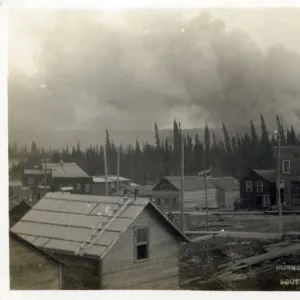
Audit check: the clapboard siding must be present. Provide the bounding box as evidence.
[10,236,59,290]
[152,190,179,199]
[184,188,217,209]
[101,207,180,290]
[152,188,218,210]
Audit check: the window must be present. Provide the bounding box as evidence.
[77,183,81,192]
[135,227,149,261]
[263,195,270,207]
[283,160,291,174]
[157,199,161,206]
[257,181,263,192]
[246,181,253,192]
[28,177,34,186]
[85,184,90,193]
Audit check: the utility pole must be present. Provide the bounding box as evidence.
[180,132,185,232]
[276,129,282,217]
[41,158,50,195]
[117,147,120,195]
[104,144,108,196]
[204,170,209,231]
[198,169,210,231]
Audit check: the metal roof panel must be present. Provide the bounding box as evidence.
[44,239,106,256]
[45,192,125,204]
[33,237,50,247]
[12,221,93,242]
[23,210,106,228]
[18,234,37,243]
[33,199,97,214]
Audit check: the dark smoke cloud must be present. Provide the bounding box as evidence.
[8,10,300,131]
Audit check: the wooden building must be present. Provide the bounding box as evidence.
[273,146,300,206]
[208,177,240,208]
[10,192,189,290]
[152,176,218,211]
[239,170,278,209]
[23,161,93,204]
[91,175,131,196]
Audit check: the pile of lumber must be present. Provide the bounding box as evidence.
[214,242,300,279]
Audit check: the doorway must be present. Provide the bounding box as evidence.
[256,195,262,209]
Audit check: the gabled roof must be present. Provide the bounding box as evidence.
[208,177,239,191]
[24,162,89,178]
[10,192,188,259]
[44,162,89,178]
[253,169,277,183]
[162,176,215,191]
[240,169,277,183]
[9,200,31,227]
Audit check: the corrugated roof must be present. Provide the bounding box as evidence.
[93,176,131,183]
[42,162,89,178]
[164,176,215,191]
[10,192,188,258]
[208,177,239,191]
[253,169,277,183]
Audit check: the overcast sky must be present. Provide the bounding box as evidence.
[8,8,300,130]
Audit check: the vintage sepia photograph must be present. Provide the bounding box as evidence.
[5,0,300,292]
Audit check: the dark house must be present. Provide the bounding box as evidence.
[273,146,300,206]
[10,192,189,290]
[239,169,279,209]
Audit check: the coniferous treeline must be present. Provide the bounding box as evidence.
[9,114,300,184]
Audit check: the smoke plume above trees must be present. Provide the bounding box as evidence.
[8,9,300,131]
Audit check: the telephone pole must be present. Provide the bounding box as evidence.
[104,144,108,196]
[117,147,120,195]
[180,133,185,232]
[275,129,282,217]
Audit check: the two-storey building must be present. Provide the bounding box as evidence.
[273,146,300,206]
[239,169,278,209]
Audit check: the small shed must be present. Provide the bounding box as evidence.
[10,192,189,290]
[152,176,218,211]
[91,175,131,195]
[208,177,240,208]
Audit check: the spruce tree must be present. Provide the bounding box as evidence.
[154,122,160,149]
[290,126,297,145]
[259,114,272,169]
[222,122,232,152]
[204,123,211,169]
